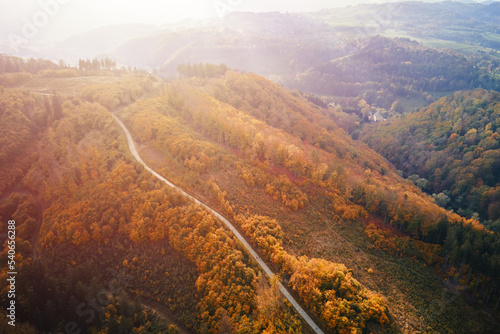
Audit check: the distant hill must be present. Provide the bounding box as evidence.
[310,1,500,48]
[2,2,492,123]
[111,11,337,76]
[47,3,500,119]
[56,24,162,61]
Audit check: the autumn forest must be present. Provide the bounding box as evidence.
[1,2,500,334]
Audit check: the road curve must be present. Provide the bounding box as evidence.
[112,114,325,334]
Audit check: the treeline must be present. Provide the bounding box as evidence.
[0,54,65,86]
[177,63,228,78]
[78,57,117,72]
[0,54,131,87]
[0,54,60,74]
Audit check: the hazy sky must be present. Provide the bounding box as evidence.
[0,0,407,41]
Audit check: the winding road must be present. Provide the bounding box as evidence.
[112,114,325,334]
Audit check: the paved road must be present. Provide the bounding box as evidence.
[112,114,325,334]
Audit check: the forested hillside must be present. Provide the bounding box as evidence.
[118,68,499,332]
[291,37,500,109]
[0,58,499,333]
[360,89,500,231]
